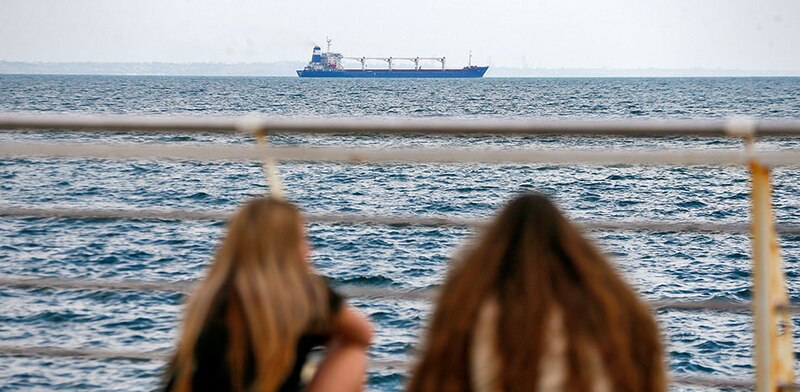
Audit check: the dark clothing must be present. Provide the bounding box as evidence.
[164,285,343,392]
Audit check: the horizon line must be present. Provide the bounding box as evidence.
[1,59,799,73]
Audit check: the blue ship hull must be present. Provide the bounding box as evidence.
[297,66,488,78]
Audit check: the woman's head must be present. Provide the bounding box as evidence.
[171,197,328,392]
[215,197,308,276]
[409,192,665,392]
[475,193,573,288]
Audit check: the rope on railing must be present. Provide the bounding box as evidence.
[3,206,800,235]
[0,276,196,294]
[0,344,403,370]
[2,113,800,137]
[0,345,169,361]
[1,275,797,313]
[250,122,286,200]
[0,343,782,389]
[2,142,800,167]
[0,206,483,228]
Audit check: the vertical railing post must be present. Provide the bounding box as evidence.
[750,159,795,392]
[238,117,285,199]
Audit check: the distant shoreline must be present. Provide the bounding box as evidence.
[1,61,798,78]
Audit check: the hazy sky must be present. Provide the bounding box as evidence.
[2,0,799,70]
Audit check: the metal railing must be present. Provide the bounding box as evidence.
[2,113,800,136]
[1,113,799,391]
[2,206,800,234]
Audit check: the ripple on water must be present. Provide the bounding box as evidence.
[1,75,799,390]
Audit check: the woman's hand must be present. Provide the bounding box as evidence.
[307,305,373,392]
[330,305,373,347]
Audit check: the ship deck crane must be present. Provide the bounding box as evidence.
[417,57,446,70]
[343,56,447,70]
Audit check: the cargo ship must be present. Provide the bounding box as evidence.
[297,39,488,78]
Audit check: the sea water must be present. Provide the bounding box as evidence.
[1,75,799,391]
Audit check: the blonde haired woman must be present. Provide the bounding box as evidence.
[409,193,665,392]
[164,197,372,392]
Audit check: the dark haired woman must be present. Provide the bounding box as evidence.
[164,197,372,392]
[409,193,665,392]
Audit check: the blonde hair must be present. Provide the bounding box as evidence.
[170,197,328,392]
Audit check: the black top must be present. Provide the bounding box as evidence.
[163,285,343,392]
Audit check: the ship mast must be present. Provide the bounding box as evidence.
[469,51,472,66]
[326,37,332,52]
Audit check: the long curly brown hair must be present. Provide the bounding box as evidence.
[409,193,665,392]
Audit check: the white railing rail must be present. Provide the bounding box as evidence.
[1,113,798,391]
[2,206,800,234]
[2,113,800,136]
[2,142,800,167]
[0,275,797,313]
